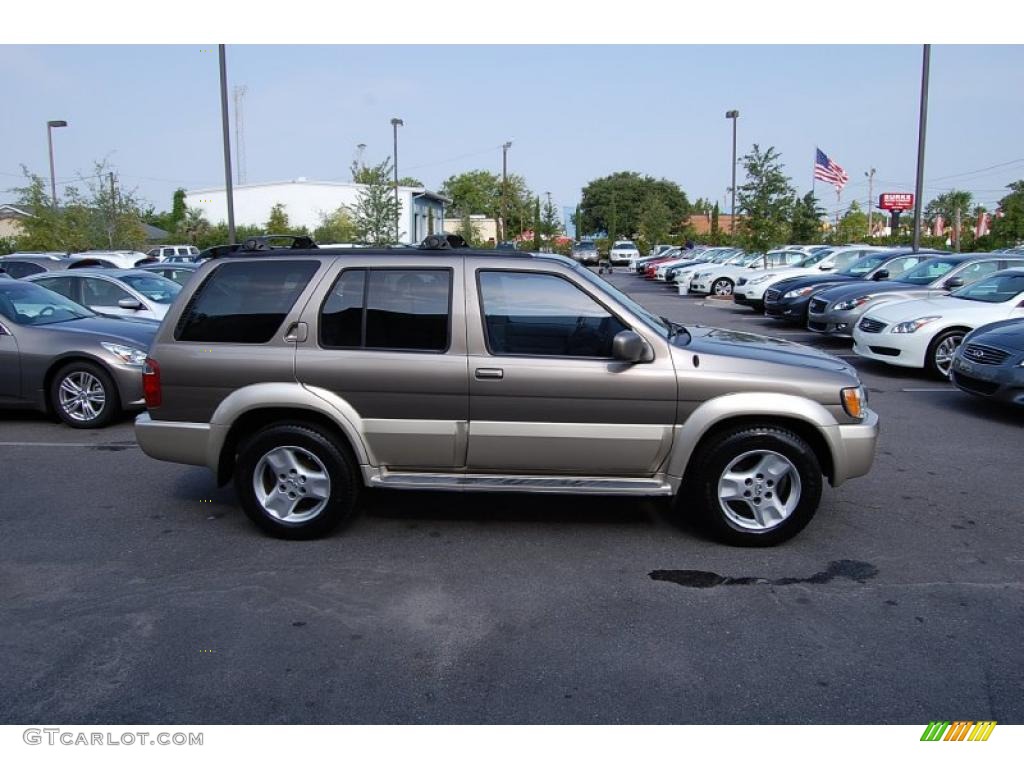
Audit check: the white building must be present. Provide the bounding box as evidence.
[184,178,449,244]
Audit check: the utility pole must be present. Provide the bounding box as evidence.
[954,206,962,252]
[725,110,739,236]
[391,118,403,242]
[501,141,512,244]
[46,120,68,209]
[218,44,236,245]
[865,168,876,237]
[912,44,931,253]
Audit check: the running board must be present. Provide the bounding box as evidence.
[366,471,674,496]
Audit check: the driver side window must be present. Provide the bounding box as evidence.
[82,278,132,307]
[479,271,627,358]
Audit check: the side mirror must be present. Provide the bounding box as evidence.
[818,263,833,270]
[872,269,890,281]
[118,298,143,310]
[612,330,649,363]
[943,277,965,289]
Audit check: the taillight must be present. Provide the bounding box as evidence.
[142,357,162,408]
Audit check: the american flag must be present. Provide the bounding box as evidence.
[814,148,849,191]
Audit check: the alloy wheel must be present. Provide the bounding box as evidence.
[58,371,107,423]
[253,445,331,523]
[717,450,802,531]
[933,334,964,377]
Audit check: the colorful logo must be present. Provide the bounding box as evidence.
[920,721,997,741]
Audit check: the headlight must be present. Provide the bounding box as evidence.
[100,341,148,365]
[696,272,711,279]
[841,385,867,419]
[783,286,817,299]
[749,273,776,285]
[890,316,941,334]
[833,295,873,311]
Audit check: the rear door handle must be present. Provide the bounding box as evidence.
[284,322,308,343]
[475,367,504,380]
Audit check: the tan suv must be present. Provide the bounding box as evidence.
[135,237,879,545]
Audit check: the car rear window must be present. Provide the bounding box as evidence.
[175,260,319,343]
[319,268,451,352]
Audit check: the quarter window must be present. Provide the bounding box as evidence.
[175,260,319,343]
[479,271,627,357]
[319,268,451,352]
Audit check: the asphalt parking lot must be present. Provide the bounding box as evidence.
[2,269,1023,725]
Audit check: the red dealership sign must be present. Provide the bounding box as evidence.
[879,193,914,211]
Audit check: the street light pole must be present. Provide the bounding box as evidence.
[46,120,68,209]
[501,141,512,244]
[912,45,931,253]
[391,118,403,242]
[865,168,876,237]
[218,44,236,245]
[725,110,739,236]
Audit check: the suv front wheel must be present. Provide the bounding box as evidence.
[682,425,823,546]
[235,423,359,539]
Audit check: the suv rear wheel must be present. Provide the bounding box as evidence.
[681,425,823,546]
[234,423,359,539]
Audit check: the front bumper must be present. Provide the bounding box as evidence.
[689,280,710,295]
[806,309,856,337]
[108,361,146,409]
[852,331,927,369]
[827,408,880,485]
[950,356,1024,406]
[764,297,810,321]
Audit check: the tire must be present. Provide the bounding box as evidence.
[234,423,359,539]
[711,278,734,297]
[925,328,966,380]
[679,425,823,546]
[50,361,119,429]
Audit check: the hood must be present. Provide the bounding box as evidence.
[682,325,855,376]
[771,273,858,291]
[813,280,918,303]
[864,295,988,323]
[42,315,158,348]
[965,319,1024,352]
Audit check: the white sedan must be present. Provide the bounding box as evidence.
[673,251,746,293]
[689,250,807,296]
[853,268,1024,378]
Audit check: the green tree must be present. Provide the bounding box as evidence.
[397,176,423,187]
[833,200,869,244]
[351,158,400,244]
[314,206,358,244]
[532,197,541,251]
[736,145,795,253]
[790,192,824,243]
[711,202,720,238]
[989,180,1024,248]
[265,203,290,233]
[540,196,562,239]
[579,172,689,239]
[638,192,671,252]
[456,211,480,246]
[180,207,212,245]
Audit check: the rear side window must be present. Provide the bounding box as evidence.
[2,261,45,278]
[319,268,451,352]
[176,260,319,343]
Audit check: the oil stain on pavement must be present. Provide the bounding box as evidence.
[649,559,878,588]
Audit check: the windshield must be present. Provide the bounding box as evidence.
[613,242,636,249]
[0,280,95,325]
[839,254,887,277]
[797,251,830,267]
[736,253,763,266]
[951,273,1024,303]
[120,274,182,304]
[895,258,960,285]
[575,242,596,250]
[573,264,670,338]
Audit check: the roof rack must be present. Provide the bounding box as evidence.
[419,233,469,250]
[239,234,319,252]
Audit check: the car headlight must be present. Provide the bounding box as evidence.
[833,295,873,311]
[748,273,776,285]
[783,286,817,299]
[696,272,711,279]
[841,385,867,419]
[890,316,941,334]
[100,341,148,365]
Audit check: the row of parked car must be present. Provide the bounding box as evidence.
[625,243,1024,406]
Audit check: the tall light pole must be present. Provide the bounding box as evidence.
[501,141,513,243]
[912,45,931,253]
[391,118,403,242]
[865,168,876,237]
[218,44,236,245]
[46,120,68,209]
[725,110,739,235]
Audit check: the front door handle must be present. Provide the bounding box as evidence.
[284,322,308,343]
[475,367,504,380]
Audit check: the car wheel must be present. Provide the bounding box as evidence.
[680,425,823,546]
[926,329,966,379]
[234,423,359,539]
[50,361,119,429]
[711,278,734,296]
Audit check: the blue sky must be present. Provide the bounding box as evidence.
[2,44,1022,219]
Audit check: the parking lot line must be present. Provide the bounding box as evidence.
[0,441,137,448]
[900,387,956,392]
